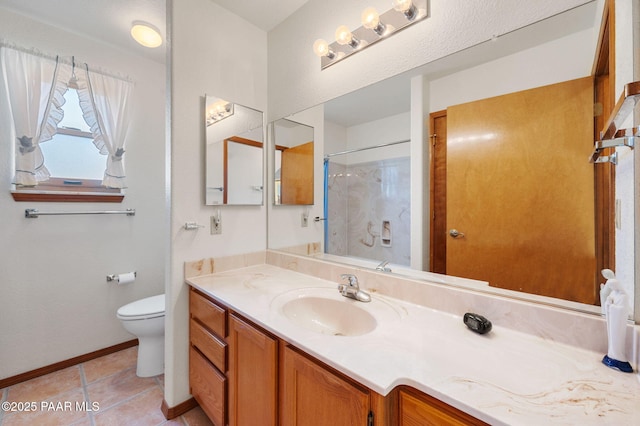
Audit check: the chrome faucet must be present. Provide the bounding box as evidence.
[376,260,392,272]
[338,274,371,302]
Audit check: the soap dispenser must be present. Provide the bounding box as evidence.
[599,269,633,373]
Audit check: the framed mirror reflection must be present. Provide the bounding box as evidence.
[272,118,314,206]
[267,2,637,317]
[205,96,264,205]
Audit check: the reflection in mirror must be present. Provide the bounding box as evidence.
[205,96,264,205]
[273,119,314,205]
[269,2,637,317]
[325,131,411,267]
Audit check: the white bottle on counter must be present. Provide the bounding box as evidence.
[599,269,633,373]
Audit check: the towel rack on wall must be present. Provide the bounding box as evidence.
[25,208,135,218]
[589,81,640,164]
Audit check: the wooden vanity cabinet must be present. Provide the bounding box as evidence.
[398,387,489,426]
[189,287,484,426]
[189,289,228,426]
[228,313,278,426]
[281,345,372,426]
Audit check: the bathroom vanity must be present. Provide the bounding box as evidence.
[185,252,640,425]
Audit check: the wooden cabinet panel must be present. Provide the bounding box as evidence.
[399,388,487,426]
[281,345,370,426]
[190,347,226,426]
[228,314,278,426]
[190,318,227,372]
[190,289,227,337]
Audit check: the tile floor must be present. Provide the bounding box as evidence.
[0,346,213,426]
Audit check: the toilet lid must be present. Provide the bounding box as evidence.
[117,294,165,320]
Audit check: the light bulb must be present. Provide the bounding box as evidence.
[392,0,412,12]
[361,8,380,29]
[392,0,417,20]
[313,39,329,57]
[313,39,335,59]
[335,25,353,45]
[335,25,359,48]
[361,7,386,36]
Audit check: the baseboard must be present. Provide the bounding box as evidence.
[0,339,138,389]
[161,397,198,420]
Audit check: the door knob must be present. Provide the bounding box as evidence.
[449,229,465,239]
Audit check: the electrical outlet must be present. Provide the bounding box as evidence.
[301,212,309,227]
[211,214,222,235]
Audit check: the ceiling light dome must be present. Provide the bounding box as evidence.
[130,21,162,48]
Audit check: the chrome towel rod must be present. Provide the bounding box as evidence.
[25,208,135,218]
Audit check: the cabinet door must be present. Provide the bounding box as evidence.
[190,347,226,426]
[228,314,278,426]
[281,345,370,426]
[399,389,487,426]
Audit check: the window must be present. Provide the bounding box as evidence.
[3,48,132,203]
[40,89,106,181]
[13,88,123,201]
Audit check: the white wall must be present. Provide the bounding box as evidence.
[0,8,166,378]
[342,113,411,164]
[429,28,596,110]
[167,0,268,407]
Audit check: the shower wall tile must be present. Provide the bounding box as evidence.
[345,157,410,265]
[327,162,348,255]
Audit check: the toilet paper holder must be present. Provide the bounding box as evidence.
[106,272,137,282]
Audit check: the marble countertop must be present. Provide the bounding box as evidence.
[187,264,640,425]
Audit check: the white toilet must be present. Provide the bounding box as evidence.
[117,294,165,377]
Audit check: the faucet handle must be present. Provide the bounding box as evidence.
[340,273,358,287]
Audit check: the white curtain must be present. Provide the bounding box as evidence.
[1,47,70,186]
[77,64,133,189]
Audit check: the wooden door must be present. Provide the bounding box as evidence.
[281,345,370,426]
[281,141,314,204]
[446,77,596,304]
[429,111,448,274]
[228,314,278,426]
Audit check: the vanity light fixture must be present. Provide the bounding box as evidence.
[130,21,163,48]
[313,0,429,69]
[206,98,234,126]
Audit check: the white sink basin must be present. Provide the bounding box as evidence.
[271,287,401,336]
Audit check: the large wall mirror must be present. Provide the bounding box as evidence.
[268,2,638,317]
[272,118,314,205]
[205,96,264,205]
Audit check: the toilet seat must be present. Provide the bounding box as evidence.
[117,294,165,321]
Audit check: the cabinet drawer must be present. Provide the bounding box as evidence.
[190,289,226,337]
[190,346,226,426]
[190,318,227,372]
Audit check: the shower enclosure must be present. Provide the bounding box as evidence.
[324,140,411,266]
